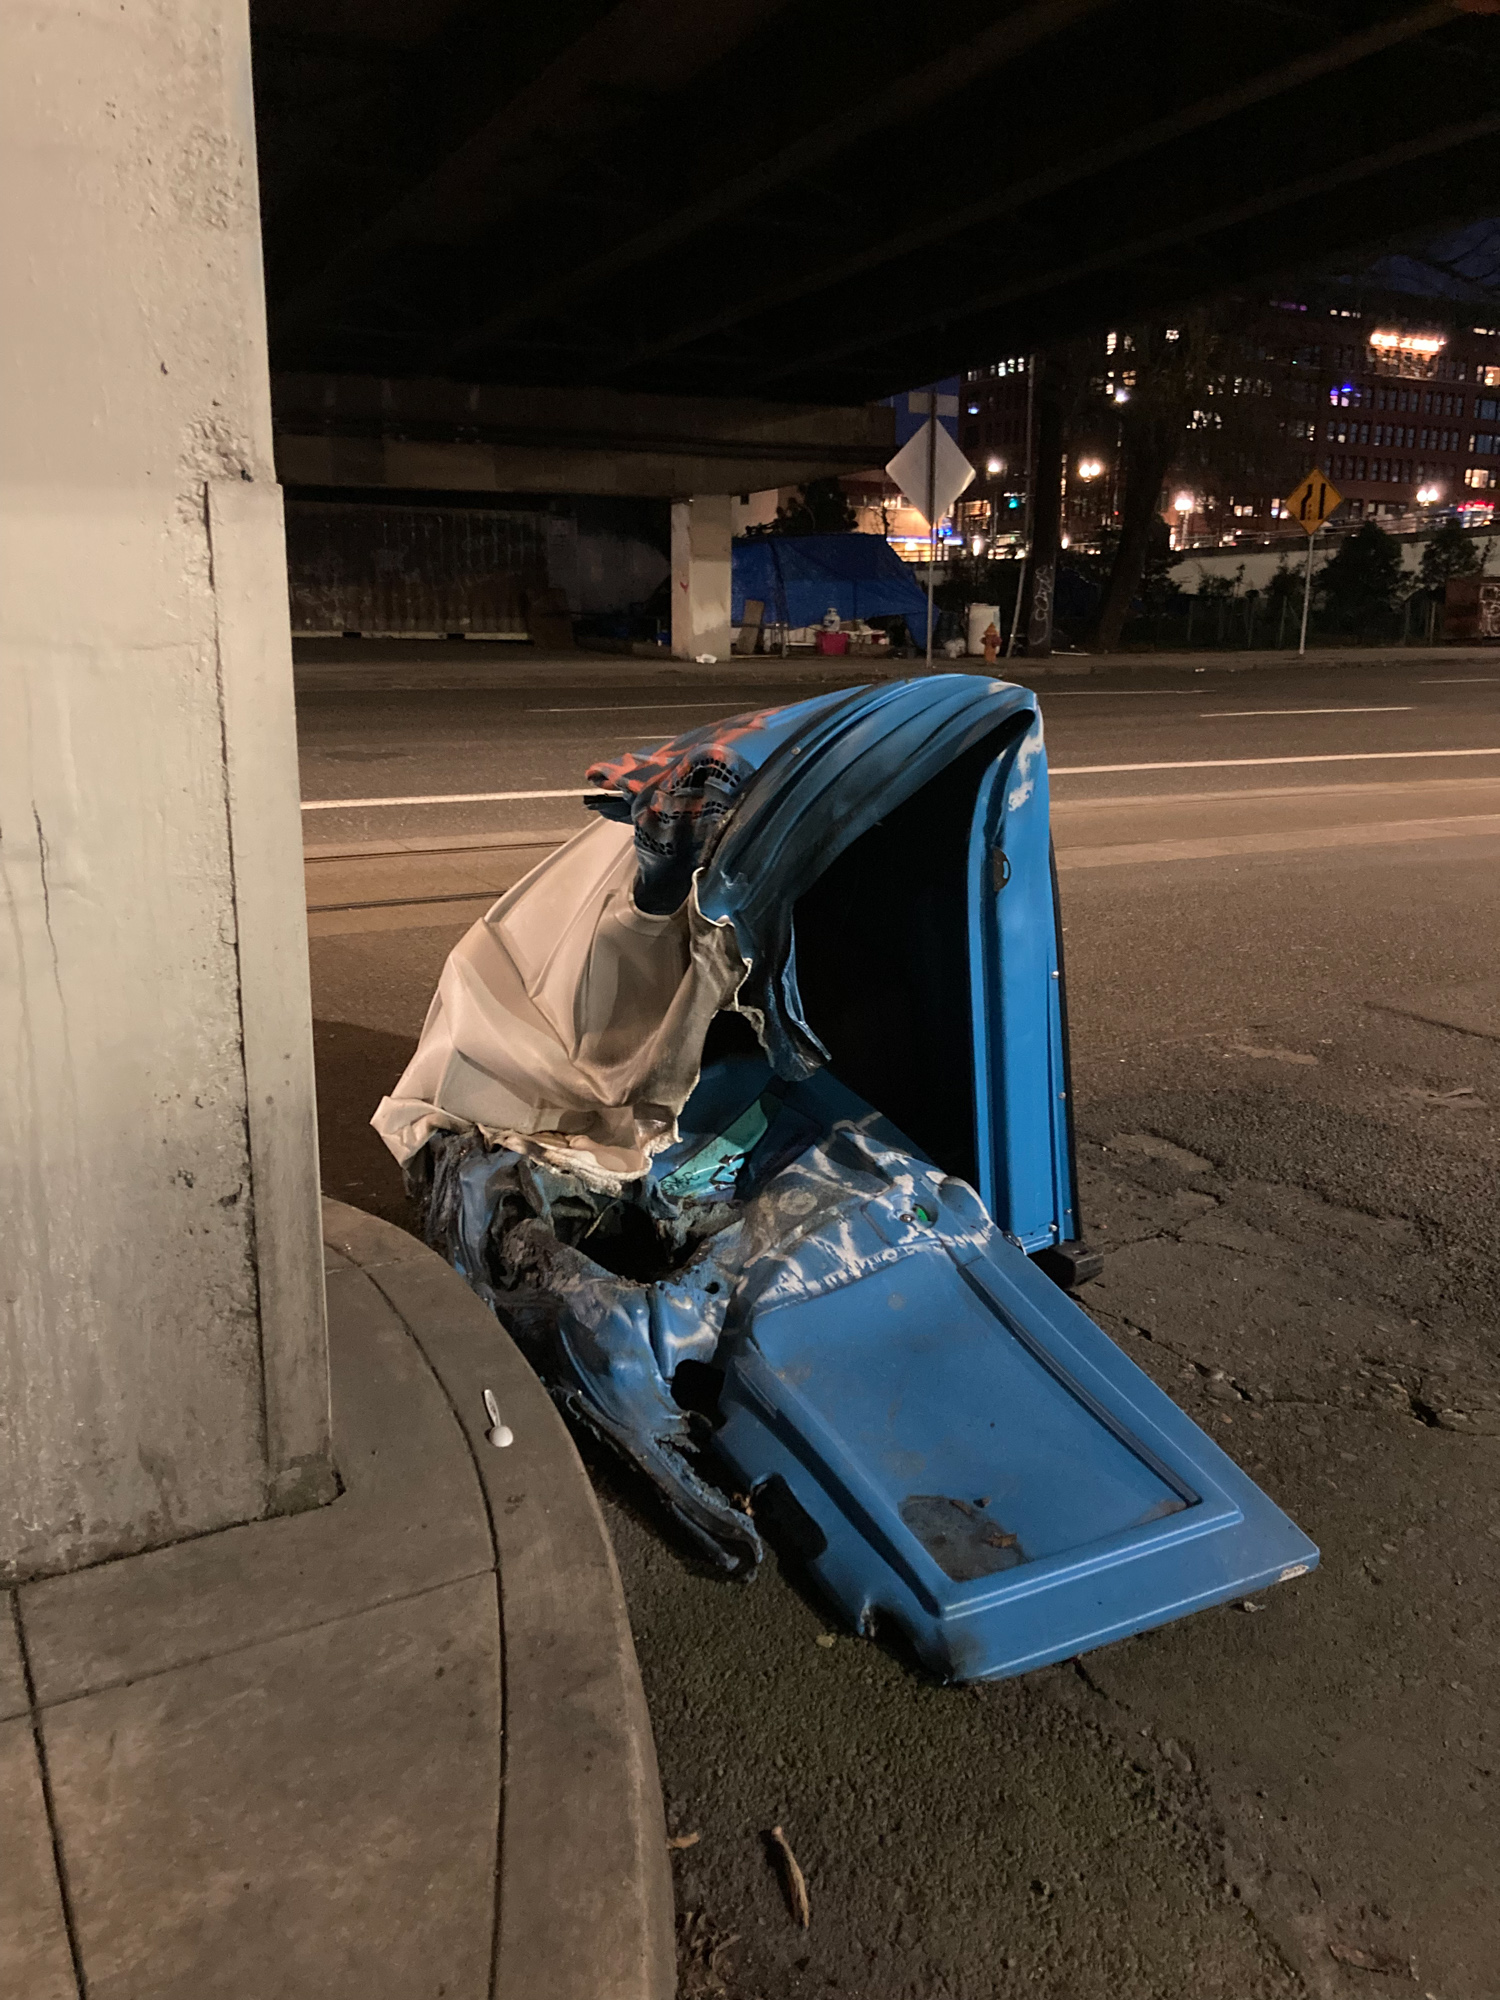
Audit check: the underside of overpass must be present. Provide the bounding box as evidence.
[251,0,1500,648]
[254,0,1500,406]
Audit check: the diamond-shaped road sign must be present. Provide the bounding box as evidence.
[886,418,976,528]
[1283,468,1343,535]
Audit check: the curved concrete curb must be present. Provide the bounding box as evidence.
[321,1200,675,2000]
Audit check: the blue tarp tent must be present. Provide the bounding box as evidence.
[733,532,932,644]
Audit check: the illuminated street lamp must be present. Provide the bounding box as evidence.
[1076,457,1104,480]
[1416,483,1442,505]
[1174,490,1195,547]
[985,454,1005,476]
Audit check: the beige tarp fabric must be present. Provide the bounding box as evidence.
[371,816,749,1188]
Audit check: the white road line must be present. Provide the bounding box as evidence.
[1049,748,1500,777]
[1420,676,1500,684]
[525,701,749,713]
[301,788,597,810]
[298,746,1500,810]
[1197,705,1412,717]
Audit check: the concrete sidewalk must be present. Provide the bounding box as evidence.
[1,1202,673,2000]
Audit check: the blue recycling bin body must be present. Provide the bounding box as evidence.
[673,675,1318,1677]
[414,674,1318,1680]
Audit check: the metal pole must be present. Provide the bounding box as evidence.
[1298,529,1316,656]
[925,412,937,669]
[1005,357,1035,658]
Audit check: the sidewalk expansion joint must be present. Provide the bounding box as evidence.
[11,1590,90,1999]
[22,1568,496,1714]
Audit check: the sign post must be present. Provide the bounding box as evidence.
[1297,529,1317,657]
[1281,469,1343,658]
[886,399,974,670]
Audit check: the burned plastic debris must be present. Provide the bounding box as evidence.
[375,676,1319,1681]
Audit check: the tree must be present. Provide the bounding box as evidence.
[746,476,857,536]
[1079,310,1296,651]
[1418,518,1483,592]
[1195,564,1244,603]
[1313,521,1403,635]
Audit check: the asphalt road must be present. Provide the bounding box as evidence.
[297,652,1500,847]
[300,648,1500,2000]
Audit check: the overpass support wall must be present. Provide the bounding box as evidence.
[671,495,735,661]
[0,0,333,1578]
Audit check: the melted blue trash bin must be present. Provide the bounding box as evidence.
[393,675,1317,1680]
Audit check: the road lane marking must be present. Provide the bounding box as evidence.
[307,900,499,939]
[307,889,506,914]
[307,809,1500,908]
[1049,748,1500,776]
[1197,705,1413,716]
[1420,676,1500,684]
[525,701,757,713]
[300,748,1500,810]
[301,788,599,810]
[301,778,1500,861]
[304,831,567,860]
[1055,814,1500,870]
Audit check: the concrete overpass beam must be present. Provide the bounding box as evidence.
[671,494,734,661]
[0,0,332,1578]
[272,375,895,502]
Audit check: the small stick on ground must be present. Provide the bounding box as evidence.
[767,1824,810,1928]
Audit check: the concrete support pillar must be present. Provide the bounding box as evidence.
[670,494,734,661]
[1022,360,1065,658]
[0,0,333,1580]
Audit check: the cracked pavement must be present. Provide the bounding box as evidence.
[612,802,1500,2000]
